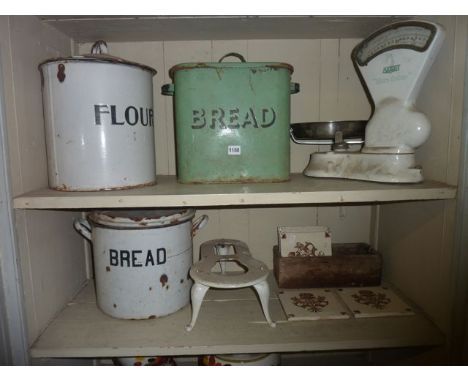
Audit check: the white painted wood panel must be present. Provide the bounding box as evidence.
[29,281,444,358]
[378,16,467,339]
[316,38,372,244]
[13,176,456,209]
[2,16,88,345]
[40,16,411,43]
[336,39,371,121]
[379,201,450,330]
[212,40,248,61]
[417,17,457,184]
[21,211,88,335]
[0,16,21,196]
[317,206,371,244]
[319,39,340,120]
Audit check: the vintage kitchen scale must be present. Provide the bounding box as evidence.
[294,20,445,183]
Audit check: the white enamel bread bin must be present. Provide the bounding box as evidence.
[74,209,208,319]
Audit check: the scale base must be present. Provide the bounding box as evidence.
[304,151,423,183]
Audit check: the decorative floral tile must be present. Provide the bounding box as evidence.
[336,285,415,318]
[278,289,350,321]
[278,226,332,258]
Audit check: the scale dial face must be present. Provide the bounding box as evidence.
[353,22,436,66]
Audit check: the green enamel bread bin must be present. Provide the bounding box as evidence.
[162,53,300,184]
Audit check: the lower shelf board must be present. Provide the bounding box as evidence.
[30,280,445,358]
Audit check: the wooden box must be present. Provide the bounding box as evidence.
[273,243,382,288]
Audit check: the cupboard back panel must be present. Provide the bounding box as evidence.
[78,38,372,269]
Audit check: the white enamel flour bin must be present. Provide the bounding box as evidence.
[74,209,208,319]
[39,41,157,191]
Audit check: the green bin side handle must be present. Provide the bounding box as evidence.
[161,83,175,96]
[290,82,300,94]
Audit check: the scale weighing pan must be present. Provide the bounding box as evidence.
[290,120,366,145]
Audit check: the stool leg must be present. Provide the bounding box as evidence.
[185,283,209,332]
[253,280,276,328]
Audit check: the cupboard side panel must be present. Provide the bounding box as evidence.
[6,16,87,345]
[448,15,468,363]
[416,16,459,184]
[379,201,449,329]
[379,18,466,359]
[0,16,37,346]
[0,16,21,196]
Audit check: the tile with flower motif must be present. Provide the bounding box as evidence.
[277,226,332,257]
[278,288,350,321]
[336,285,415,318]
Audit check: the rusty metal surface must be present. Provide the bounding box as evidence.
[52,180,157,192]
[169,61,293,79]
[87,209,196,229]
[178,176,290,185]
[38,54,157,75]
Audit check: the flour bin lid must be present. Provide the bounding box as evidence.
[38,40,157,75]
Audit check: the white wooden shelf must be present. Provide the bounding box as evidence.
[39,16,413,43]
[13,174,456,210]
[30,277,444,358]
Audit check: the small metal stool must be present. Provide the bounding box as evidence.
[186,239,276,331]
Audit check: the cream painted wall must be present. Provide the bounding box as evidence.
[0,16,87,345]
